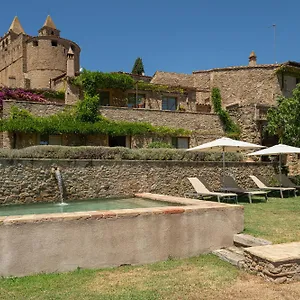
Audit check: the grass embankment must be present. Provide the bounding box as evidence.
[0,197,300,299]
[243,196,300,243]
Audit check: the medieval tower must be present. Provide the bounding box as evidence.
[0,16,80,90]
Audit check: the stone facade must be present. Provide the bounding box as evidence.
[100,106,223,135]
[0,16,80,90]
[193,66,283,107]
[0,158,275,204]
[1,100,225,148]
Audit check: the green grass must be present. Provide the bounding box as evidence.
[0,255,239,300]
[243,196,300,243]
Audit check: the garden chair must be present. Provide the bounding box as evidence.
[185,177,238,203]
[249,175,296,198]
[222,175,268,203]
[274,174,300,191]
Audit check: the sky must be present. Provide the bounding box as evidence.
[1,0,300,76]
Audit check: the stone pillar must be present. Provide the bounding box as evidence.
[249,51,257,67]
[66,47,75,78]
[2,132,14,149]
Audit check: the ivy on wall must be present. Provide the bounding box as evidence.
[211,87,240,138]
[0,103,190,137]
[72,69,186,96]
[72,70,135,96]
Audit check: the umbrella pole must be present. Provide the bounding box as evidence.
[222,149,225,187]
[279,154,282,187]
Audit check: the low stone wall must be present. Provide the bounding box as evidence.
[0,159,276,204]
[242,243,300,283]
[100,106,222,133]
[0,193,244,277]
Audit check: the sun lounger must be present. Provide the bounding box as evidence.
[275,174,300,190]
[186,177,238,203]
[222,175,268,203]
[249,175,296,198]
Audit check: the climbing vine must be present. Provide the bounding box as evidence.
[72,70,135,96]
[73,69,186,96]
[1,104,190,137]
[211,87,240,138]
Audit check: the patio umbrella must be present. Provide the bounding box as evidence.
[187,137,264,184]
[248,144,300,186]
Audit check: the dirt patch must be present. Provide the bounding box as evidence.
[87,266,300,299]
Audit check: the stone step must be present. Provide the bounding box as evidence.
[227,246,246,256]
[243,242,300,283]
[212,247,245,267]
[234,233,272,248]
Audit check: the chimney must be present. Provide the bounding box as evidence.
[249,51,257,66]
[67,47,75,77]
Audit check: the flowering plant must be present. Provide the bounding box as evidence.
[0,87,51,108]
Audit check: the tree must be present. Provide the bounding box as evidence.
[131,57,145,75]
[266,84,300,146]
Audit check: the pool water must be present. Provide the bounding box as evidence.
[0,197,181,216]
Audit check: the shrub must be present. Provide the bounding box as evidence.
[147,142,174,149]
[0,145,243,162]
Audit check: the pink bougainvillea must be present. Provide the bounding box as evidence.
[0,88,51,107]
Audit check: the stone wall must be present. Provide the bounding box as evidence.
[0,159,276,205]
[100,106,223,134]
[1,100,224,148]
[0,34,26,88]
[2,100,65,118]
[193,66,283,107]
[151,71,194,88]
[227,104,261,144]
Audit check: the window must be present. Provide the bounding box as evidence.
[127,93,145,108]
[109,136,126,147]
[172,137,189,149]
[49,135,62,145]
[162,97,177,111]
[40,134,49,145]
[70,45,75,51]
[51,40,58,47]
[8,76,16,88]
[99,91,110,106]
[39,134,62,145]
[33,40,38,47]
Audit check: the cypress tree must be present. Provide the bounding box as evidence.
[131,57,145,75]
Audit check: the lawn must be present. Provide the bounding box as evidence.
[243,196,300,243]
[0,196,299,299]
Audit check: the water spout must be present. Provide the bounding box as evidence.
[52,167,68,206]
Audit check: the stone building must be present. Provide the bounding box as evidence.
[1,16,300,150]
[0,16,80,90]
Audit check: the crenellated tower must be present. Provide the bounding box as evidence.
[0,15,81,90]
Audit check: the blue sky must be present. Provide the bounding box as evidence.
[1,0,299,75]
